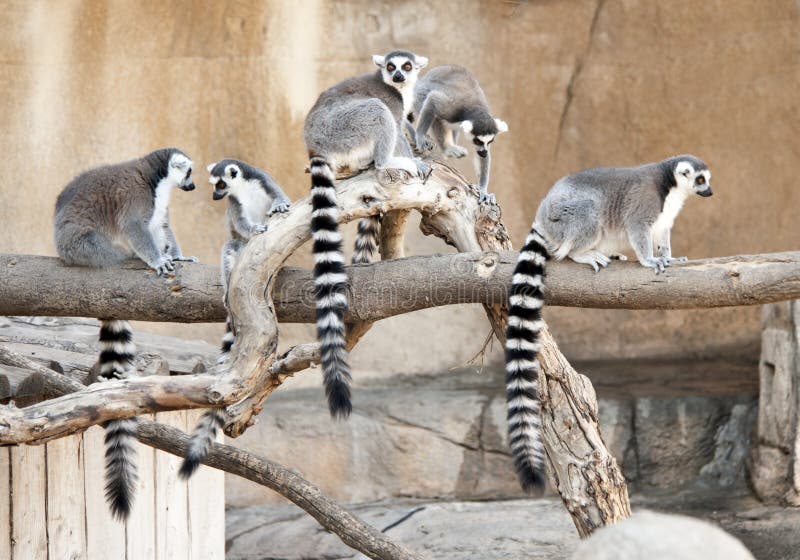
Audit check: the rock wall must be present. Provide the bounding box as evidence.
[1,1,798,374]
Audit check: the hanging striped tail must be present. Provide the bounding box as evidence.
[98,319,139,520]
[218,316,234,365]
[352,215,381,264]
[180,409,224,479]
[504,227,549,493]
[310,156,352,418]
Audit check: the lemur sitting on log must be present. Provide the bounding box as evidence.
[53,147,197,519]
[505,155,713,494]
[303,49,430,420]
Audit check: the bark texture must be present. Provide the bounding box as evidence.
[2,251,798,322]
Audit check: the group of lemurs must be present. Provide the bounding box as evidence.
[52,48,713,520]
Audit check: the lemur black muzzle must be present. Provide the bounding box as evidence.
[697,187,713,197]
[212,190,227,200]
[477,149,488,158]
[181,182,196,192]
[392,72,405,83]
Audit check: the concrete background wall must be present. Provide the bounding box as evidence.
[1,0,798,375]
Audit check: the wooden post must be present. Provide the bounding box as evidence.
[751,299,800,505]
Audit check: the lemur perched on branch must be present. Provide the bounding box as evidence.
[303,49,430,419]
[505,155,713,494]
[53,147,197,519]
[179,158,291,480]
[408,65,508,205]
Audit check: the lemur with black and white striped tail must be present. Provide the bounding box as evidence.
[179,158,291,479]
[53,147,197,519]
[303,49,430,418]
[506,155,713,493]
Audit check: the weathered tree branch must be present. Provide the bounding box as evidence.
[138,423,422,560]
[0,354,420,560]
[2,250,798,322]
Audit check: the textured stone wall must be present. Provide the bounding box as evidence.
[1,1,798,373]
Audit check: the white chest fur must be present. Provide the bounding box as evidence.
[149,179,175,247]
[231,179,269,224]
[651,187,689,240]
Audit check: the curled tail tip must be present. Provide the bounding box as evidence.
[106,491,134,521]
[326,382,353,420]
[178,456,201,480]
[180,411,224,479]
[518,468,547,496]
[103,419,138,520]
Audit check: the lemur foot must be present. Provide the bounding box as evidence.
[153,256,175,276]
[570,251,611,272]
[172,256,199,263]
[443,145,468,159]
[609,254,628,261]
[250,224,267,235]
[478,191,496,205]
[414,158,432,180]
[642,256,668,274]
[415,135,435,154]
[269,200,291,214]
[380,156,420,177]
[668,256,688,263]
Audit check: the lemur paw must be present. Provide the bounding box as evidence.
[153,256,175,276]
[414,158,432,179]
[269,201,291,215]
[642,257,667,274]
[444,145,468,159]
[251,224,267,235]
[172,256,199,263]
[478,191,496,205]
[669,256,688,263]
[415,135,435,153]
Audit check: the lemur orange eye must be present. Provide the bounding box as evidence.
[403,63,412,71]
[697,176,705,184]
[386,63,396,72]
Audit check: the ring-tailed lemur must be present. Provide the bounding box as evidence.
[303,49,430,419]
[505,155,712,493]
[53,147,197,519]
[409,65,508,204]
[179,159,291,480]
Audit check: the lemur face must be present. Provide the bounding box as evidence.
[675,161,713,197]
[206,162,233,200]
[461,118,509,158]
[373,50,428,90]
[169,153,195,191]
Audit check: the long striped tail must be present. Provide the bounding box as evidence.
[504,227,549,493]
[352,215,381,264]
[179,409,224,479]
[98,319,139,520]
[217,316,234,365]
[310,156,352,419]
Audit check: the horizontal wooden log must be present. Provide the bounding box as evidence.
[1,251,799,323]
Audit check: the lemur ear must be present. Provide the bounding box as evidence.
[225,164,239,179]
[171,153,191,170]
[372,55,386,68]
[676,161,694,177]
[460,120,473,134]
[416,56,429,69]
[206,162,216,173]
[495,118,509,133]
